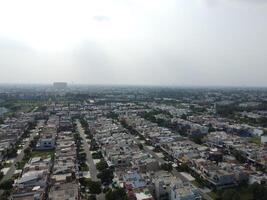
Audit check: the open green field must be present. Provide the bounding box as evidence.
[31,149,55,158]
[249,136,261,146]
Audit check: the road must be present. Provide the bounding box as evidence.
[76,120,99,181]
[76,120,105,200]
[1,123,40,183]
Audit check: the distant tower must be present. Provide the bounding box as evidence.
[53,82,67,90]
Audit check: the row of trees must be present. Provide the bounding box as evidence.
[79,117,129,200]
[96,159,114,185]
[105,188,128,200]
[76,120,101,198]
[106,112,119,120]
[79,178,102,195]
[216,183,267,200]
[74,131,89,172]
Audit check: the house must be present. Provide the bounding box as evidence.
[11,156,51,200]
[36,138,55,150]
[123,171,146,189]
[49,182,79,200]
[154,171,176,200]
[170,182,201,200]
[249,173,267,185]
[261,134,267,144]
[135,192,154,200]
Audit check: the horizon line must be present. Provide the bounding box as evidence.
[0,82,267,89]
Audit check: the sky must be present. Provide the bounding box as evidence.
[0,0,267,86]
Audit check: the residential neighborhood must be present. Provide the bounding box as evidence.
[0,86,267,200]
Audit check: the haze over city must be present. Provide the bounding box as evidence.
[1,1,267,199]
[0,0,267,86]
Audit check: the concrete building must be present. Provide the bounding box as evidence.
[261,134,267,144]
[53,82,67,90]
[36,137,55,150]
[170,182,201,200]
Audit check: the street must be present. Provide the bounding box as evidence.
[1,123,40,183]
[76,120,99,181]
[76,120,105,200]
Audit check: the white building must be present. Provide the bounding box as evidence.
[261,134,267,144]
[170,183,201,200]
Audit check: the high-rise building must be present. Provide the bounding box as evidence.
[53,82,67,90]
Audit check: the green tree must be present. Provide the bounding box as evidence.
[105,188,127,200]
[97,169,114,184]
[0,179,14,190]
[154,146,161,152]
[96,159,108,171]
[161,163,173,172]
[250,183,267,200]
[88,195,97,200]
[138,143,143,150]
[24,147,31,155]
[87,180,102,194]
[80,163,89,171]
[78,152,87,162]
[232,193,241,200]
[181,114,187,120]
[221,189,236,200]
[232,149,246,163]
[177,163,190,172]
[92,151,103,159]
[6,148,17,158]
[107,112,119,120]
[190,135,204,145]
[0,171,4,180]
[0,190,11,200]
[208,123,215,132]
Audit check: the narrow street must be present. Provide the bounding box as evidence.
[1,122,40,183]
[76,120,98,181]
[76,120,105,200]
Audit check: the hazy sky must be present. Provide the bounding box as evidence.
[0,0,267,86]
